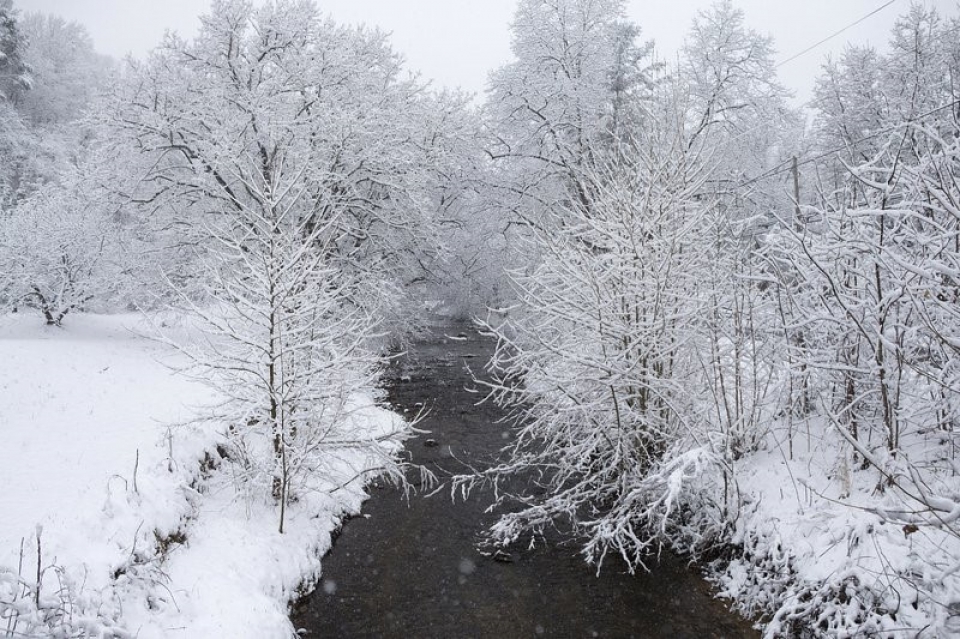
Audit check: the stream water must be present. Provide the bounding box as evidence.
[292,320,758,638]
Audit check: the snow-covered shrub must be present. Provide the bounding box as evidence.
[473,119,725,567]
[714,484,960,638]
[0,533,130,639]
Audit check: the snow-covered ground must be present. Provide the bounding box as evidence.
[0,312,400,638]
[711,420,960,637]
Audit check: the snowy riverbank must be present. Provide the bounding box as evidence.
[0,312,402,638]
[698,419,960,638]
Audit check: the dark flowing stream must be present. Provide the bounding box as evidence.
[292,320,758,638]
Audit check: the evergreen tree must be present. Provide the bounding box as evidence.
[0,0,30,104]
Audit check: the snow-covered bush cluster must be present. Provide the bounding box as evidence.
[0,545,130,639]
[467,0,960,636]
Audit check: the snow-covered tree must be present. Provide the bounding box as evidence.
[107,0,473,331]
[682,0,790,143]
[484,0,656,227]
[18,13,113,129]
[0,6,113,210]
[681,0,799,231]
[813,46,888,166]
[0,1,32,207]
[99,0,459,529]
[165,171,415,534]
[0,160,123,325]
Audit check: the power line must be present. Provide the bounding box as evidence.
[734,98,960,190]
[775,0,899,69]
[715,1,900,155]
[707,0,960,157]
[716,0,960,189]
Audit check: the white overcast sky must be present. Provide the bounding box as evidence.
[15,0,960,104]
